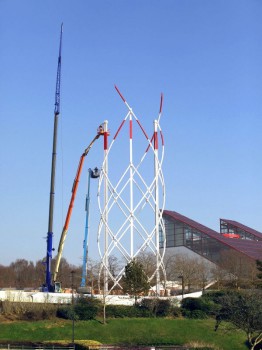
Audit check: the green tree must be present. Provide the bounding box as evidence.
[122,259,150,304]
[215,290,262,350]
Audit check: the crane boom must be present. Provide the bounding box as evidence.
[45,23,63,291]
[53,128,104,285]
[54,24,63,115]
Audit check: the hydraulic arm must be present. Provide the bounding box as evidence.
[53,126,104,285]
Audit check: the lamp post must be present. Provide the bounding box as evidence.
[71,270,75,344]
[178,274,184,300]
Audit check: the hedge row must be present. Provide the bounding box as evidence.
[0,292,227,321]
[57,297,182,320]
[0,300,58,320]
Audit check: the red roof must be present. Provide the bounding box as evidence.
[163,210,262,261]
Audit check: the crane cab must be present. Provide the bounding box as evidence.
[54,281,62,293]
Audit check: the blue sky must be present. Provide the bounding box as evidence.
[1,0,262,267]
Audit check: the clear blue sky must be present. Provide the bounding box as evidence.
[1,0,262,266]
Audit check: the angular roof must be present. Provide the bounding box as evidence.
[220,218,262,240]
[163,210,262,261]
[164,210,220,238]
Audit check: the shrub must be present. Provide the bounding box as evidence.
[172,306,182,318]
[181,309,191,318]
[139,298,155,314]
[104,305,151,318]
[98,299,174,318]
[182,297,209,312]
[181,297,216,316]
[134,306,154,318]
[139,298,172,317]
[103,305,125,318]
[201,291,227,304]
[1,301,58,320]
[155,299,172,317]
[181,297,213,319]
[73,297,100,320]
[57,298,99,320]
[57,306,78,320]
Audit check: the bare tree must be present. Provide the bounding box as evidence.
[0,264,14,288]
[9,259,35,288]
[164,253,201,292]
[163,251,177,281]
[86,257,100,294]
[34,259,46,287]
[195,259,211,291]
[108,255,121,280]
[210,264,229,290]
[218,250,257,289]
[136,251,156,277]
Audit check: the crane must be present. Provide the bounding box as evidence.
[45,23,63,292]
[80,167,100,290]
[53,125,105,290]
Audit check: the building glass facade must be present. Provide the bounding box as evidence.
[161,211,262,264]
[220,219,262,241]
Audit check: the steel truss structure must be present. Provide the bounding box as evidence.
[97,86,166,295]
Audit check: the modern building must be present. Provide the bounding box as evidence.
[161,210,262,264]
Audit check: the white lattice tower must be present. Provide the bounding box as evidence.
[97,86,166,295]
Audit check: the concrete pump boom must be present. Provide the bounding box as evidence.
[53,126,104,285]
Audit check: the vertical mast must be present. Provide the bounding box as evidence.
[45,23,63,291]
[129,114,134,258]
[103,120,109,294]
[154,119,160,296]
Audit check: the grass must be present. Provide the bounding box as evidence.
[0,318,247,350]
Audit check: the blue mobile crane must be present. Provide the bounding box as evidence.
[80,167,100,290]
[44,24,63,292]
